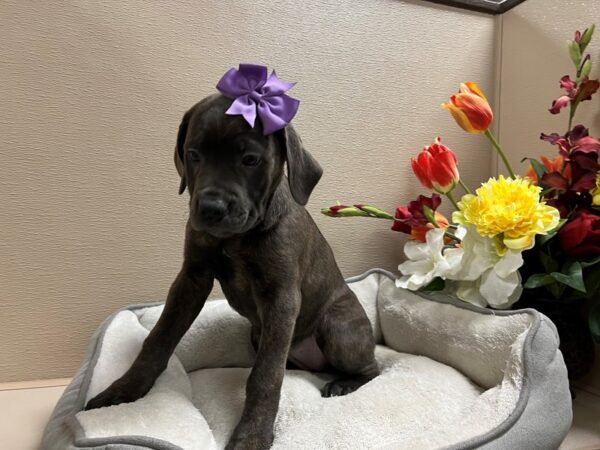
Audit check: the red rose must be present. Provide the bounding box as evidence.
[559,209,600,258]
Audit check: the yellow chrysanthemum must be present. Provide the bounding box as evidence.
[452,176,560,254]
[591,173,600,206]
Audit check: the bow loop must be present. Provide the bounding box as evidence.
[216,64,299,135]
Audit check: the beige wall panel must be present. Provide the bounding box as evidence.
[0,1,495,381]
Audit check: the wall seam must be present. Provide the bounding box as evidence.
[493,13,504,177]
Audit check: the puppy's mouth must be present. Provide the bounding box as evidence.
[189,204,253,238]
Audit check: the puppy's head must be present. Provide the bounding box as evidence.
[174,94,322,238]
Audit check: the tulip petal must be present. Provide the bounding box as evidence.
[464,81,487,101]
[430,151,460,193]
[442,101,480,133]
[411,155,434,189]
[451,93,493,132]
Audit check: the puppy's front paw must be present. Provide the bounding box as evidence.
[321,377,365,397]
[225,431,274,450]
[85,379,152,410]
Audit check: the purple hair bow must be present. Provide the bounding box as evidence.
[216,64,300,135]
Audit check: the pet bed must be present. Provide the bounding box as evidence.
[42,269,572,450]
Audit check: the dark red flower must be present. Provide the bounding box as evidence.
[392,194,449,241]
[549,75,599,115]
[394,194,441,227]
[579,78,600,102]
[559,209,600,258]
[541,125,600,158]
[538,126,600,216]
[547,191,593,218]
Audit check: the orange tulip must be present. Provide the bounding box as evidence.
[411,137,460,194]
[442,81,493,134]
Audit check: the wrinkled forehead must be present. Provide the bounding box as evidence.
[185,94,271,149]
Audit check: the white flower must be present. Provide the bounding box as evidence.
[396,228,463,290]
[446,225,523,309]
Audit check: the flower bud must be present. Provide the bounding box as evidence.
[579,24,595,52]
[568,40,582,68]
[441,81,493,134]
[411,137,460,194]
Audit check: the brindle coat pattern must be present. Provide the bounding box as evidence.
[85,95,379,450]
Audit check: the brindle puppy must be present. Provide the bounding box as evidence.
[85,94,379,450]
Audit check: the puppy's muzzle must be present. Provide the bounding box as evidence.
[199,198,228,223]
[197,190,229,224]
[191,188,251,237]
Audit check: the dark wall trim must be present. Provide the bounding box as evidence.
[422,0,527,14]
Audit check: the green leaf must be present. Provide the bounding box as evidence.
[548,218,567,234]
[589,302,600,344]
[547,282,564,299]
[524,273,557,289]
[580,255,600,269]
[583,263,600,298]
[420,277,445,292]
[522,157,548,181]
[539,251,559,273]
[550,261,587,293]
[526,261,587,294]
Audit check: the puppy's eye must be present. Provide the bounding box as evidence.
[187,149,201,162]
[242,154,260,167]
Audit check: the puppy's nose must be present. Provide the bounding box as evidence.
[198,197,228,223]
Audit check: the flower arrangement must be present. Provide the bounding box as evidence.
[323,25,600,343]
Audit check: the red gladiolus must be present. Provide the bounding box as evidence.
[559,209,600,258]
[549,75,599,115]
[411,137,460,193]
[392,194,449,242]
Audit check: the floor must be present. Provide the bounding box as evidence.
[0,380,599,450]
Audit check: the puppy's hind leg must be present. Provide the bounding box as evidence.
[317,288,379,397]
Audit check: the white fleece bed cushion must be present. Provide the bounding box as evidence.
[42,269,573,450]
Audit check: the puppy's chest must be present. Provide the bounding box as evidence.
[211,248,260,318]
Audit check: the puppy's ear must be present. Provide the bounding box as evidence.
[174,110,191,195]
[279,125,323,205]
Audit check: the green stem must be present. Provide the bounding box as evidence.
[458,179,472,195]
[567,104,575,134]
[484,129,516,178]
[445,190,460,210]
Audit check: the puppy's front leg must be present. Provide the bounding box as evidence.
[85,264,213,410]
[226,290,300,450]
